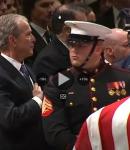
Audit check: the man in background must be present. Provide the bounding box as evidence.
[90,0,130,28]
[104,28,130,64]
[0,0,8,16]
[33,4,87,86]
[22,0,57,67]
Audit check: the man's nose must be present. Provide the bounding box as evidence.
[1,2,7,12]
[32,34,36,43]
[11,6,17,14]
[70,47,79,53]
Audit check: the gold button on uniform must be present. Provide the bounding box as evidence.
[91,97,97,102]
[90,78,95,83]
[91,87,96,92]
[93,107,97,112]
[108,89,115,96]
[69,102,73,106]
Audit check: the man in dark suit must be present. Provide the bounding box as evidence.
[90,0,115,28]
[22,0,57,67]
[33,4,87,87]
[0,14,46,150]
[90,0,130,29]
[41,21,130,150]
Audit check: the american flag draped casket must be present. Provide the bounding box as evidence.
[74,96,130,150]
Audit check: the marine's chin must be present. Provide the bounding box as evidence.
[71,61,82,67]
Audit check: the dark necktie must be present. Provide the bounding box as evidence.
[44,30,52,44]
[20,64,32,88]
[118,16,124,29]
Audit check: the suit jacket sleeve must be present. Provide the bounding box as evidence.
[33,55,60,77]
[0,81,41,131]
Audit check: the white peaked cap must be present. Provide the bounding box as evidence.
[65,21,112,40]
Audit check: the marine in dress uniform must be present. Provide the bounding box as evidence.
[41,21,130,150]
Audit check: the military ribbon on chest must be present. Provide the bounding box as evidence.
[107,81,126,96]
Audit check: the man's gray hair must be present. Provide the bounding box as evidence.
[0,14,28,51]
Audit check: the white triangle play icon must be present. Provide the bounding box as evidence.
[58,73,70,86]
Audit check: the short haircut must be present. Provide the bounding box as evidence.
[22,0,39,20]
[75,3,94,15]
[51,9,75,34]
[51,4,86,34]
[0,14,28,51]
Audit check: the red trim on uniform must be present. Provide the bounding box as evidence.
[42,96,54,117]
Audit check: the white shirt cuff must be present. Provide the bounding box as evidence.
[32,96,42,108]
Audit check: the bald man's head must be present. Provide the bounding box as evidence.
[105,28,128,45]
[104,28,130,63]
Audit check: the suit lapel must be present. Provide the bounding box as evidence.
[53,36,69,56]
[31,26,47,48]
[0,55,33,90]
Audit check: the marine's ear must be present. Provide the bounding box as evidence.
[104,47,114,56]
[63,25,71,35]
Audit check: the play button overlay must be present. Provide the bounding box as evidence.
[58,73,70,86]
[53,72,74,90]
[77,73,89,85]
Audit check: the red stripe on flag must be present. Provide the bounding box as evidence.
[99,97,128,150]
[75,122,92,150]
